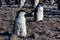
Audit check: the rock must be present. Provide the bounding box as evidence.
[56,35,60,39]
[10,35,19,40]
[34,33,39,39]
[0,36,9,40]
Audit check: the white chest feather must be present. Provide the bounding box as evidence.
[15,12,27,37]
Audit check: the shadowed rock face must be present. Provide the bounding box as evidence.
[58,0,60,10]
[0,0,2,7]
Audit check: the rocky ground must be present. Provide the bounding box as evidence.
[0,6,60,40]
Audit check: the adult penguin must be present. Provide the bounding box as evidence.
[15,0,26,8]
[14,10,27,37]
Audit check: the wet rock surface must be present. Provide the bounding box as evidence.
[0,7,60,40]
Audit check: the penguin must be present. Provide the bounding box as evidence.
[14,11,27,37]
[15,0,26,8]
[34,0,39,8]
[34,3,44,22]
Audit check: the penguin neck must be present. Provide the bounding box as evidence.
[18,12,25,17]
